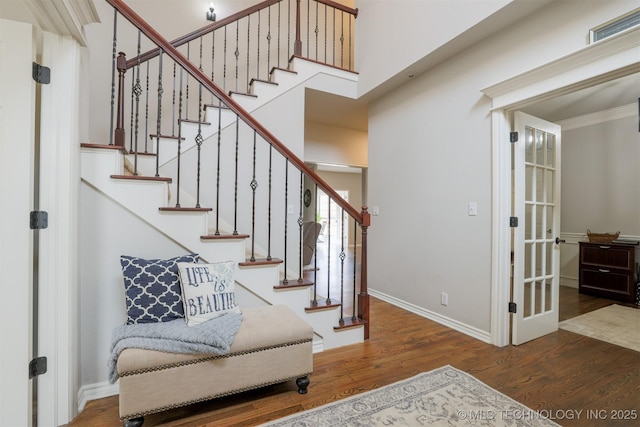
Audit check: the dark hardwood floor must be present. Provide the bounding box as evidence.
[70,291,639,427]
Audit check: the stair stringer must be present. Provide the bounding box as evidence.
[81,146,364,351]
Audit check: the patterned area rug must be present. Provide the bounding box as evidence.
[262,366,559,426]
[559,304,640,352]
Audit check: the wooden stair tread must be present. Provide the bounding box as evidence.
[110,174,172,183]
[229,91,257,98]
[270,66,297,75]
[126,151,156,157]
[179,118,211,125]
[274,278,314,289]
[334,317,366,331]
[149,134,184,140]
[305,299,341,312]
[238,257,283,267]
[201,233,250,240]
[250,78,278,86]
[159,206,213,212]
[81,143,126,152]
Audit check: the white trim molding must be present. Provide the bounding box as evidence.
[23,0,100,46]
[369,289,492,344]
[484,26,640,347]
[482,27,640,112]
[558,102,637,130]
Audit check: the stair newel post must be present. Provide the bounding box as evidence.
[294,0,302,56]
[114,52,127,148]
[358,206,370,339]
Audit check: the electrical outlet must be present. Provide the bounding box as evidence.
[441,292,448,306]
[287,203,294,215]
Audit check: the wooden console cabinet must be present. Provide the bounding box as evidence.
[579,241,639,303]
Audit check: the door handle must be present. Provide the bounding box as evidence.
[555,237,566,244]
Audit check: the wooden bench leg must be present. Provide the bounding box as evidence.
[124,416,144,427]
[296,376,310,394]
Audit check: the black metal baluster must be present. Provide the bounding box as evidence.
[234,21,240,93]
[109,10,117,146]
[312,182,318,305]
[246,15,251,92]
[348,16,352,70]
[339,207,346,323]
[267,145,273,261]
[306,0,310,58]
[175,66,183,208]
[185,43,190,119]
[250,131,258,261]
[307,2,320,60]
[340,12,344,69]
[211,31,215,104]
[297,172,304,283]
[352,217,357,320]
[283,158,289,272]
[132,30,142,173]
[331,8,335,66]
[143,61,149,153]
[214,101,222,235]
[155,50,163,177]
[171,63,176,136]
[265,8,270,79]
[326,195,331,304]
[223,26,228,93]
[286,0,291,63]
[257,11,262,82]
[195,37,204,208]
[129,70,134,153]
[233,115,239,234]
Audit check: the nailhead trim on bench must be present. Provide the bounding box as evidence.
[119,338,313,378]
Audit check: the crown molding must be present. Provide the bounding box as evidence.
[558,102,637,130]
[23,0,100,46]
[481,27,640,110]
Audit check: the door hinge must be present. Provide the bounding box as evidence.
[508,302,517,313]
[30,211,48,230]
[509,216,518,227]
[510,131,518,143]
[32,62,51,84]
[29,357,47,379]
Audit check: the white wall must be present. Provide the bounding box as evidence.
[561,115,639,235]
[78,183,191,390]
[559,111,640,286]
[363,0,638,335]
[305,121,367,167]
[355,0,512,96]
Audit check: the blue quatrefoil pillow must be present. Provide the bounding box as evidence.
[120,254,199,324]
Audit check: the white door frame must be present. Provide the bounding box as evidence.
[483,27,640,347]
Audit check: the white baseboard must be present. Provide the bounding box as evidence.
[560,276,579,289]
[369,289,492,344]
[77,381,119,413]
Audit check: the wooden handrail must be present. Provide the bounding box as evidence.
[108,0,363,224]
[126,0,358,70]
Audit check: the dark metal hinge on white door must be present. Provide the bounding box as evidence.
[32,62,50,84]
[509,216,518,227]
[30,211,48,229]
[29,357,47,379]
[508,302,517,313]
[510,132,518,142]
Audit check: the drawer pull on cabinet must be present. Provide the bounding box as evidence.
[599,245,610,249]
[599,269,610,273]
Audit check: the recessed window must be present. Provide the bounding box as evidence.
[590,8,640,43]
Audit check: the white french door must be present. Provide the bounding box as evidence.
[511,111,562,345]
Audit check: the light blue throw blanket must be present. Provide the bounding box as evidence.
[108,312,243,384]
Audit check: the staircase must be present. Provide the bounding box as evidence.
[82,0,369,352]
